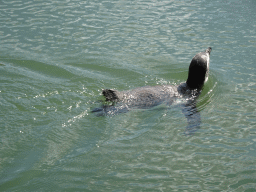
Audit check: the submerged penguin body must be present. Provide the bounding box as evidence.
[103,85,178,108]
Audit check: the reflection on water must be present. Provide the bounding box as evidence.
[1,0,256,191]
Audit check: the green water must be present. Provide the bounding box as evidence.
[1,0,256,191]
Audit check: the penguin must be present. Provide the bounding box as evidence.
[92,47,212,133]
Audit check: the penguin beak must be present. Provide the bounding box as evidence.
[207,47,212,54]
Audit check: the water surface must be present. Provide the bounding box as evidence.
[1,0,256,191]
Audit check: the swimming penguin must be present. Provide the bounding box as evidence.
[93,47,212,132]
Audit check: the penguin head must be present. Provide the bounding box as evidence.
[186,47,212,90]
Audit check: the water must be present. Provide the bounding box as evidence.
[1,0,256,191]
